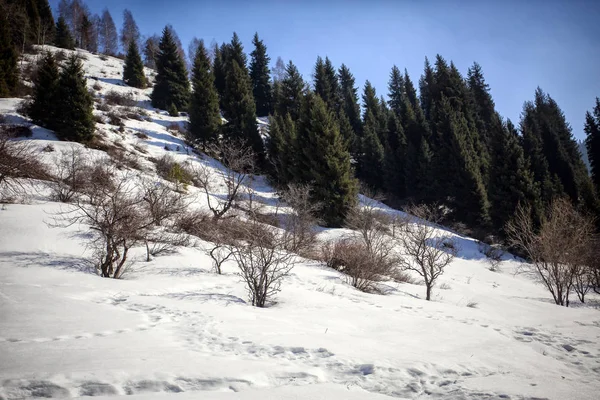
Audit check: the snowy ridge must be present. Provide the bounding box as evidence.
[1,46,599,400]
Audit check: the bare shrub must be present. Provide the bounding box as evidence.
[174,209,214,241]
[104,90,136,106]
[135,132,149,140]
[0,127,49,201]
[340,198,400,292]
[480,243,503,272]
[50,170,151,278]
[466,301,478,308]
[92,82,102,91]
[106,111,123,127]
[320,238,390,293]
[190,140,255,220]
[140,180,187,226]
[167,122,186,136]
[96,102,110,112]
[230,218,296,307]
[49,146,90,202]
[106,146,143,171]
[143,229,190,262]
[398,204,458,301]
[208,234,233,275]
[506,199,596,306]
[280,184,320,254]
[153,155,192,191]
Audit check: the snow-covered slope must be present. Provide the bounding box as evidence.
[1,47,599,400]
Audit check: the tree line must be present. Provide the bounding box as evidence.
[1,0,600,240]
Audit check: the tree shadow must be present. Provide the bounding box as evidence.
[0,251,95,274]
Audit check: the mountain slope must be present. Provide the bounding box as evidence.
[0,46,599,400]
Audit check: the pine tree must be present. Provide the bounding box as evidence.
[488,118,541,231]
[27,52,59,128]
[387,65,404,117]
[54,55,95,142]
[267,112,296,185]
[123,40,146,88]
[223,60,264,161]
[275,61,304,121]
[383,112,407,198]
[296,94,358,227]
[212,43,227,106]
[314,56,340,113]
[585,98,600,195]
[0,12,18,97]
[151,26,190,112]
[338,64,361,136]
[54,16,74,49]
[189,39,221,149]
[249,33,272,117]
[360,109,385,191]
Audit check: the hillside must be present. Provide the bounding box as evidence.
[0,46,599,400]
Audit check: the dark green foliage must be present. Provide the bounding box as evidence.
[123,39,146,88]
[212,43,226,105]
[296,94,358,227]
[275,61,304,121]
[249,33,272,117]
[54,55,95,142]
[338,64,362,139]
[27,52,59,128]
[488,118,541,231]
[189,39,221,148]
[168,103,178,117]
[521,88,597,212]
[314,56,340,113]
[387,65,404,117]
[151,26,190,111]
[360,110,385,190]
[267,112,296,185]
[222,60,264,161]
[383,112,407,198]
[0,13,18,97]
[585,98,600,195]
[54,16,74,49]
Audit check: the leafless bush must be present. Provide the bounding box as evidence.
[0,127,49,201]
[190,140,255,220]
[280,183,320,254]
[106,111,123,127]
[49,146,90,202]
[135,131,149,140]
[92,82,102,91]
[398,204,458,301]
[230,218,296,307]
[143,229,191,262]
[208,234,233,275]
[342,198,400,291]
[106,146,143,171]
[140,179,187,226]
[174,209,214,241]
[153,155,192,191]
[320,238,391,293]
[104,90,136,107]
[506,199,596,306]
[50,170,151,278]
[97,102,110,112]
[479,242,503,272]
[167,122,186,136]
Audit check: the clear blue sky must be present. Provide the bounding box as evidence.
[50,0,600,140]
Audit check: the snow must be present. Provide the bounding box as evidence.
[1,46,600,400]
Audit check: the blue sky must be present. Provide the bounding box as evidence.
[50,0,600,140]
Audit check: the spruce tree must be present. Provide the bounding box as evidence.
[383,112,407,198]
[54,16,74,49]
[275,61,304,121]
[123,40,146,88]
[189,39,221,149]
[151,26,190,112]
[488,118,541,231]
[249,33,272,117]
[314,56,340,113]
[54,55,95,142]
[360,109,385,190]
[28,52,59,129]
[212,43,227,105]
[0,13,18,97]
[338,64,362,137]
[297,94,358,227]
[267,112,296,185]
[387,65,404,118]
[223,60,264,161]
[585,98,600,195]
